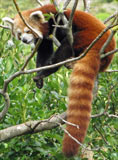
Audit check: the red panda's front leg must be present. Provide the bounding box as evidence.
[34,37,74,88]
[33,38,53,89]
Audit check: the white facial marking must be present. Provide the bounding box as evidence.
[2,17,14,29]
[21,33,34,44]
[35,30,43,39]
[2,17,14,24]
[24,27,43,39]
[24,27,30,33]
[15,28,22,40]
[17,28,21,32]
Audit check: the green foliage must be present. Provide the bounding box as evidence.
[0,0,118,160]
[100,0,118,2]
[0,25,70,159]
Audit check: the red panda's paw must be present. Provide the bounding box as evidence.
[33,76,44,89]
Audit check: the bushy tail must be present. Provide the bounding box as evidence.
[62,49,100,158]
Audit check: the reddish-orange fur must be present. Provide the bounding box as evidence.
[12,4,116,157]
[63,49,100,157]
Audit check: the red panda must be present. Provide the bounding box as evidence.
[3,4,116,158]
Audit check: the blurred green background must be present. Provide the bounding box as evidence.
[0,0,118,160]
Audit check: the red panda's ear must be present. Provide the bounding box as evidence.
[2,17,14,29]
[30,11,47,23]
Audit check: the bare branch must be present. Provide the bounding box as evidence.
[107,114,118,118]
[100,30,117,55]
[101,48,118,59]
[52,0,58,8]
[63,0,72,10]
[83,0,91,12]
[105,69,118,73]
[94,125,109,145]
[92,85,115,118]
[58,122,100,151]
[21,39,42,71]
[57,114,79,129]
[0,112,66,142]
[68,0,79,27]
[36,0,44,6]
[66,0,79,47]
[51,0,79,52]
[104,11,118,24]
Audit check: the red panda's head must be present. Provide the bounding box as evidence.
[2,9,48,45]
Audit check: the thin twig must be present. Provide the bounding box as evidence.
[107,114,118,118]
[63,0,72,10]
[57,114,79,129]
[66,0,79,47]
[36,0,43,6]
[94,125,109,145]
[21,39,42,71]
[83,0,90,12]
[106,70,118,73]
[104,11,118,24]
[58,122,100,151]
[101,48,118,59]
[68,0,79,27]
[52,0,58,9]
[100,30,117,54]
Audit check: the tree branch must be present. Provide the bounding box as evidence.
[83,0,91,12]
[104,11,118,24]
[100,30,117,55]
[101,48,118,59]
[21,39,42,71]
[63,0,72,10]
[0,112,66,142]
[36,0,43,6]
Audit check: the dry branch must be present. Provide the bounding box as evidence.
[37,0,44,6]
[83,0,90,12]
[21,39,42,71]
[100,30,117,54]
[0,112,66,142]
[63,0,72,10]
[104,11,118,24]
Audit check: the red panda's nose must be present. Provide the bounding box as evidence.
[22,38,28,44]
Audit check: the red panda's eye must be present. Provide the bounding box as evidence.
[18,32,21,39]
[26,30,31,34]
[18,33,21,36]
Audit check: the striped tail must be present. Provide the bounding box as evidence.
[62,49,100,157]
